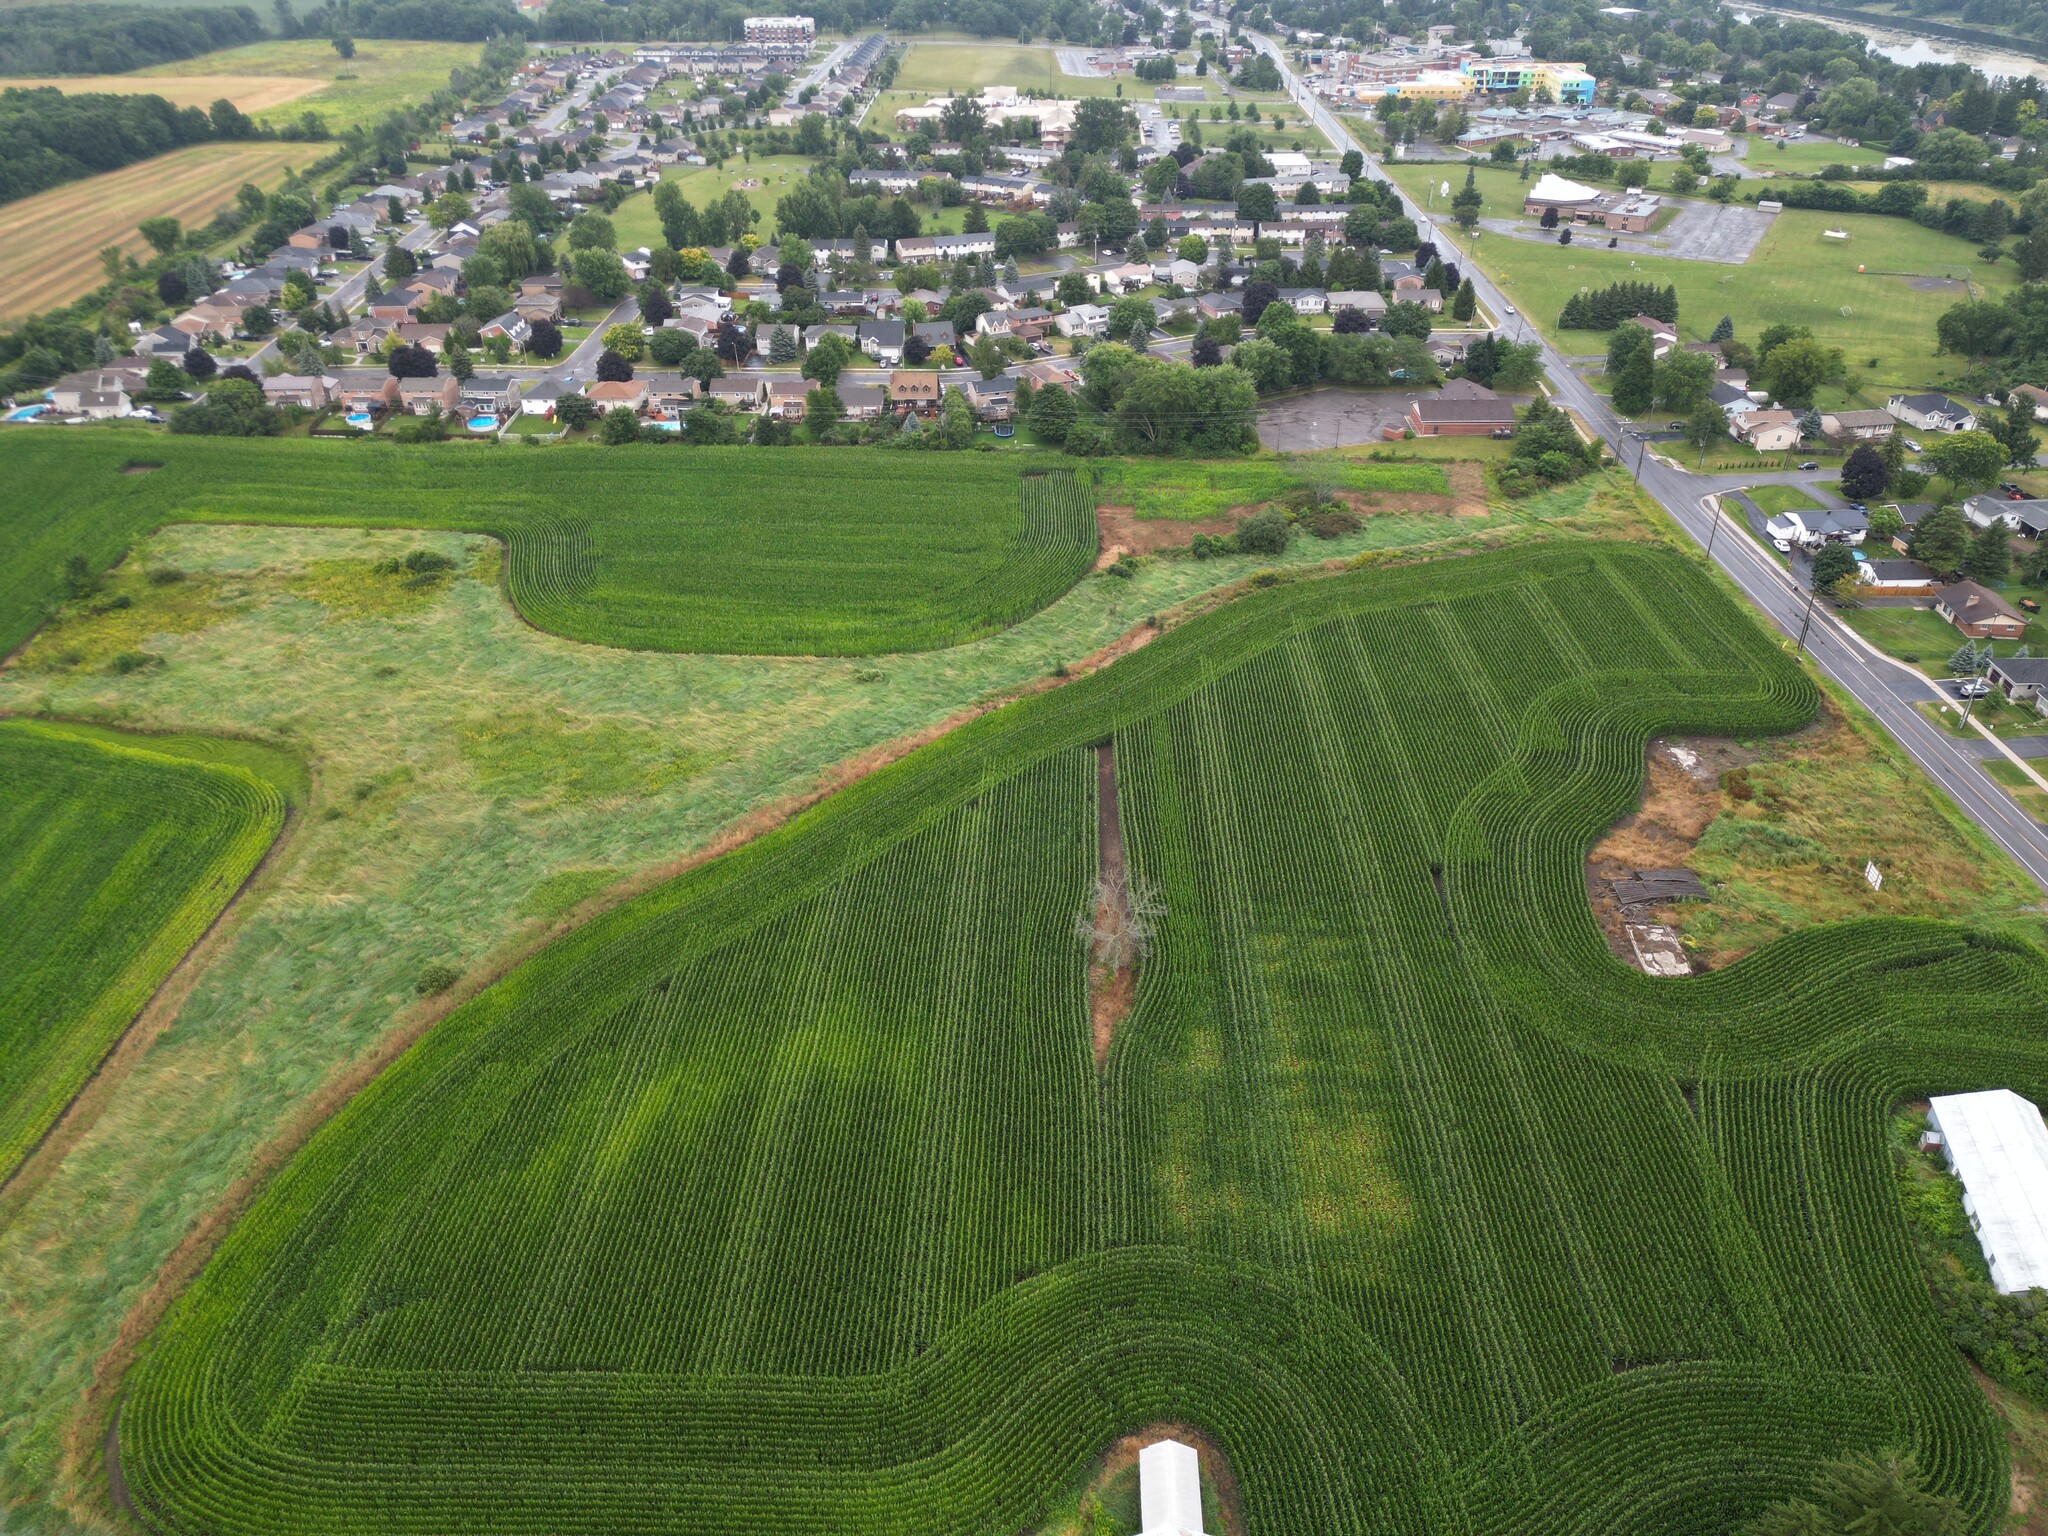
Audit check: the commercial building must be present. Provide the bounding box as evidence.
[1926,1090,2048,1294]
[1521,172,1660,232]
[1464,58,1596,103]
[743,14,814,43]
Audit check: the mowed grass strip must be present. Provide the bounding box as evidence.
[0,718,289,1181]
[0,435,1099,657]
[1385,164,2010,386]
[0,141,328,319]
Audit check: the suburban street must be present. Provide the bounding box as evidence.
[1245,22,2048,890]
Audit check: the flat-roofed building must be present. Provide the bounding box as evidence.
[1927,1090,2048,1294]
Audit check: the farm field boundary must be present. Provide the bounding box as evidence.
[120,538,2048,1535]
[0,718,291,1185]
[0,141,329,319]
[0,435,1099,657]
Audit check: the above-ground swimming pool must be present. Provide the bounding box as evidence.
[467,414,499,432]
[4,404,50,422]
[344,411,373,427]
[648,418,681,431]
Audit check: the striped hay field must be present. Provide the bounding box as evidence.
[0,72,324,110]
[0,141,326,319]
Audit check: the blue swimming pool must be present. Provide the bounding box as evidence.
[344,411,373,427]
[467,414,499,432]
[3,404,50,422]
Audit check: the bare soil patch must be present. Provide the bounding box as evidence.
[1585,736,1755,966]
[120,462,162,475]
[1081,1424,1246,1536]
[1907,274,1966,292]
[1087,741,1135,1067]
[1097,503,1239,565]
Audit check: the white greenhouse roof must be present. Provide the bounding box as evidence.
[1526,172,1602,204]
[1140,1439,1206,1536]
[1929,1089,2048,1294]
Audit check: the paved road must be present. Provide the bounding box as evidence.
[1242,20,2048,891]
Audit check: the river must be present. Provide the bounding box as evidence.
[1729,1,2048,79]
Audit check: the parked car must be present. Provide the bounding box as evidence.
[1906,439,1923,453]
[1798,461,1818,471]
[2000,482,2024,495]
[1957,678,1992,698]
[1668,420,1684,430]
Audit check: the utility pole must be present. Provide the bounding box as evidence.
[1704,496,1723,564]
[1795,582,1817,655]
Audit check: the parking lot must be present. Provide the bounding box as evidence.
[1256,388,1419,450]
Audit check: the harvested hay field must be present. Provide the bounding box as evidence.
[0,72,323,111]
[0,141,326,319]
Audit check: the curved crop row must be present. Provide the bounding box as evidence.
[122,544,2048,1535]
[0,720,288,1180]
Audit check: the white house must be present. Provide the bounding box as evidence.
[1925,1090,2048,1294]
[1139,1440,1206,1536]
[1056,303,1110,338]
[1888,392,1976,433]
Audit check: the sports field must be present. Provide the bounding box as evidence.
[0,435,1099,657]
[0,140,329,319]
[1739,134,1889,175]
[1385,164,2012,387]
[117,536,2048,1534]
[0,719,289,1181]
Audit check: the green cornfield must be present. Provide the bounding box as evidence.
[0,720,288,1181]
[120,542,2048,1534]
[0,436,1098,658]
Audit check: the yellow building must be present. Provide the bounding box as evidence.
[1394,69,1474,102]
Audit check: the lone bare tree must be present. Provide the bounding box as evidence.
[1076,873,1166,971]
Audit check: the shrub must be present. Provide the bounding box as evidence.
[1236,509,1290,556]
[109,649,162,674]
[415,962,461,998]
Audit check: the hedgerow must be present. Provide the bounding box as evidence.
[0,720,286,1180]
[121,545,2048,1535]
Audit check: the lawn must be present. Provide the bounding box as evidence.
[1400,164,2016,390]
[1839,602,1989,670]
[892,41,1146,96]
[1743,484,1823,516]
[0,718,289,1181]
[0,435,1098,657]
[0,140,329,320]
[113,534,2048,1536]
[1093,456,1448,519]
[134,39,485,130]
[1738,134,1889,176]
[611,154,819,249]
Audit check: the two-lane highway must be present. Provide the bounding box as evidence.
[1242,22,2048,889]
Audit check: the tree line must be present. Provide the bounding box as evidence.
[0,4,265,76]
[0,88,265,209]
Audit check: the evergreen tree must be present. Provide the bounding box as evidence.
[1452,278,1476,322]
[1710,314,1734,343]
[2002,394,2040,467]
[769,326,798,365]
[1949,640,1980,676]
[1966,517,2013,585]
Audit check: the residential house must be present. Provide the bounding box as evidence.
[1408,288,1445,314]
[913,319,959,357]
[518,376,574,417]
[1855,557,1937,593]
[889,370,941,414]
[135,325,194,360]
[1103,261,1154,294]
[395,322,452,354]
[587,378,652,414]
[1935,580,2028,639]
[839,381,886,419]
[803,323,859,350]
[1964,493,2036,532]
[512,292,564,324]
[460,373,524,415]
[1732,409,1800,451]
[1712,379,1759,419]
[397,375,462,415]
[1888,392,1976,433]
[964,376,1014,419]
[640,372,700,414]
[765,379,811,418]
[1989,654,2048,709]
[1405,379,1515,436]
[1056,303,1111,339]
[261,373,339,410]
[333,371,400,413]
[1278,288,1329,315]
[859,319,905,365]
[45,369,135,419]
[479,312,533,347]
[1328,290,1387,324]
[2012,383,2048,422]
[709,375,765,412]
[1627,314,1678,358]
[1197,292,1243,321]
[1819,408,1894,445]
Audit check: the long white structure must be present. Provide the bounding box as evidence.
[1927,1089,2048,1294]
[1139,1439,1206,1536]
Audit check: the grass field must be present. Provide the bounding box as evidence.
[611,155,818,249]
[1094,457,1447,519]
[1742,484,1823,516]
[113,535,2048,1534]
[0,435,1099,657]
[892,41,1163,97]
[0,140,329,320]
[1386,164,2012,389]
[0,70,324,110]
[1738,134,1889,175]
[0,718,289,1181]
[137,39,483,130]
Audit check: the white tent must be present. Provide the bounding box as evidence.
[1927,1089,2048,1294]
[1525,172,1602,206]
[1140,1439,1206,1536]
